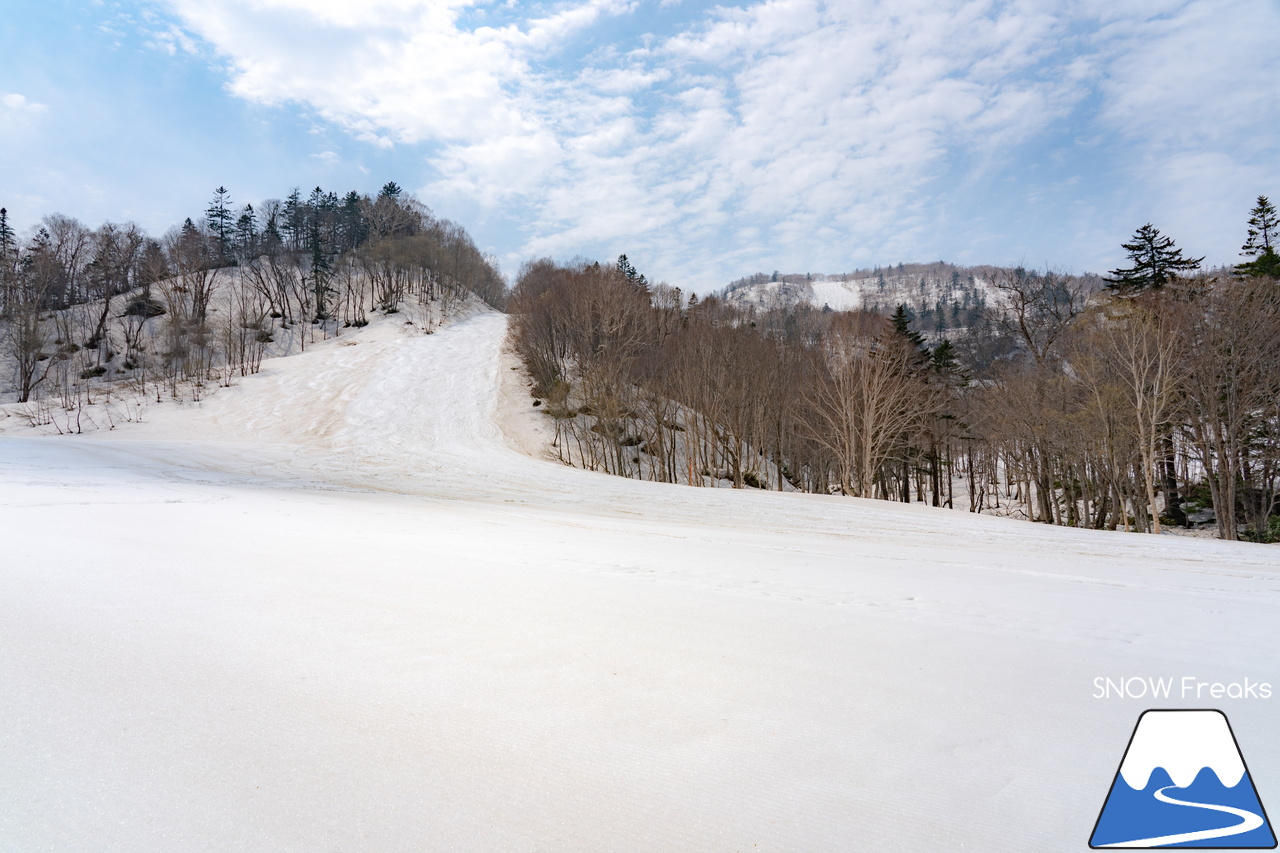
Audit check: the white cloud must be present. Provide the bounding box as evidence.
[2,94,49,115]
[155,0,1280,286]
[144,23,200,56]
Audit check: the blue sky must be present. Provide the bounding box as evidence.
[2,0,1278,290]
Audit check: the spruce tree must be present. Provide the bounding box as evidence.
[1236,195,1280,278]
[890,303,929,362]
[205,187,233,260]
[234,204,258,261]
[616,254,648,291]
[0,207,15,307]
[930,338,958,375]
[616,253,636,279]
[0,207,15,272]
[308,210,331,320]
[283,188,303,252]
[1104,223,1203,291]
[0,207,14,256]
[307,186,326,216]
[340,190,367,252]
[261,213,283,255]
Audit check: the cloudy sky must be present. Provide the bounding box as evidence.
[2,0,1277,289]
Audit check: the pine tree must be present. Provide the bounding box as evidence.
[616,253,636,279]
[0,207,14,257]
[283,188,303,252]
[1105,223,1203,291]
[205,187,233,260]
[339,190,367,252]
[234,204,258,261]
[616,254,648,291]
[308,205,331,320]
[261,213,283,255]
[1241,195,1277,255]
[0,207,15,311]
[307,186,326,216]
[1236,195,1280,278]
[0,207,15,272]
[926,338,962,379]
[890,303,928,360]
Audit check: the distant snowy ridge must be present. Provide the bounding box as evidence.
[1118,710,1246,790]
[717,262,999,316]
[717,262,1106,323]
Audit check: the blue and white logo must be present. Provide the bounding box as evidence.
[1091,709,1276,848]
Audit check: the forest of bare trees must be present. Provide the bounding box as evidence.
[0,183,505,426]
[510,212,1280,543]
[6,181,1279,544]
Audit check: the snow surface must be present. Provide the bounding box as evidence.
[808,279,865,311]
[3,308,1280,851]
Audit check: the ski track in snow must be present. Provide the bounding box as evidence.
[3,308,1280,852]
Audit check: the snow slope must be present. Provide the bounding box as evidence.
[3,309,1279,851]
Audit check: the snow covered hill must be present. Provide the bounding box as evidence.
[719,261,1000,316]
[2,307,1279,851]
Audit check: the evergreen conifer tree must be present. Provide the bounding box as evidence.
[0,208,15,308]
[929,339,966,382]
[890,303,930,363]
[261,213,283,255]
[234,204,258,261]
[0,207,15,272]
[1236,195,1280,278]
[1105,223,1203,291]
[205,187,233,260]
[283,188,303,252]
[307,186,326,216]
[340,190,367,252]
[616,254,648,290]
[0,207,14,256]
[308,211,331,320]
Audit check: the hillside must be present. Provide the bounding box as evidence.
[3,308,1279,850]
[719,262,1106,332]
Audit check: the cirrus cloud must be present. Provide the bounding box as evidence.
[154,0,1280,286]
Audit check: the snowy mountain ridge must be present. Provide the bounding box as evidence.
[718,261,999,316]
